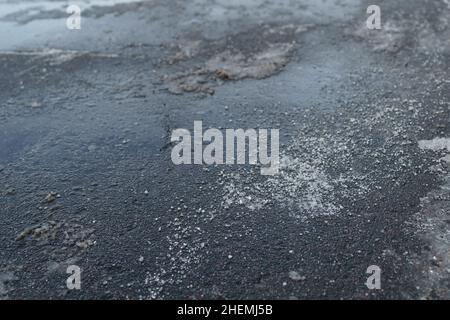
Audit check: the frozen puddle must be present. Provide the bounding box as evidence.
[0,0,147,50]
[0,48,118,65]
[0,0,145,19]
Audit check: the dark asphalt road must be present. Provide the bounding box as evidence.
[0,0,449,299]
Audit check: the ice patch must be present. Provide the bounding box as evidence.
[418,137,450,152]
[0,48,118,65]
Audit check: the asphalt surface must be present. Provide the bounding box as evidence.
[0,0,449,299]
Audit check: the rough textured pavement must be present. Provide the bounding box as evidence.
[0,0,449,299]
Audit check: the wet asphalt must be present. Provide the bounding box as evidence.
[0,0,449,299]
